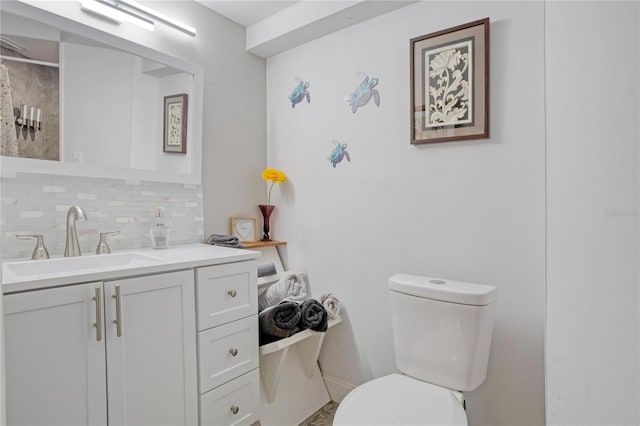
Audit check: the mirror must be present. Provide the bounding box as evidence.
[0,3,202,184]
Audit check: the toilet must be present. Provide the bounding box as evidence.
[333,273,497,425]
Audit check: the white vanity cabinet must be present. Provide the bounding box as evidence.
[196,261,260,426]
[104,271,198,425]
[4,282,109,425]
[4,269,197,426]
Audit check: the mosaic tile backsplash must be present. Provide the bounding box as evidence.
[1,172,204,260]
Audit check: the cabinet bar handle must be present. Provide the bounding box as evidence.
[230,406,239,415]
[112,285,122,337]
[227,289,237,297]
[229,348,238,356]
[93,287,102,342]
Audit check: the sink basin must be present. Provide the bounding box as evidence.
[4,252,165,280]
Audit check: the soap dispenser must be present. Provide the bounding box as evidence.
[150,207,170,249]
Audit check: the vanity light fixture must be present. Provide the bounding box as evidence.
[83,0,196,37]
[110,0,197,37]
[80,0,124,24]
[80,0,155,32]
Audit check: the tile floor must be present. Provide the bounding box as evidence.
[299,401,339,426]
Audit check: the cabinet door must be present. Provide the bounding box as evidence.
[4,283,107,426]
[105,270,198,426]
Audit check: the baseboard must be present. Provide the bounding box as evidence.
[322,374,355,403]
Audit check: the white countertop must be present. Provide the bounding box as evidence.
[2,243,261,294]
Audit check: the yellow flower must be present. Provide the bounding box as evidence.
[261,168,287,184]
[261,168,287,205]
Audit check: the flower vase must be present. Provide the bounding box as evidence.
[258,204,275,241]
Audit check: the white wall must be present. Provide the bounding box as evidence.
[63,43,195,175]
[266,2,546,425]
[63,42,133,168]
[130,64,195,174]
[153,1,269,236]
[154,72,194,174]
[130,57,161,172]
[546,2,640,425]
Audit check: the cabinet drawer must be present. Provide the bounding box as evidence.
[196,261,257,330]
[198,315,258,393]
[199,369,260,426]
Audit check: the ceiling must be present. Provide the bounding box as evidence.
[195,1,301,27]
[0,35,59,64]
[195,0,416,57]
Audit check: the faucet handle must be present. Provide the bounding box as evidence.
[15,234,50,260]
[96,231,120,254]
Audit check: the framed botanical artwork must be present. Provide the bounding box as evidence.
[163,93,188,153]
[410,18,489,144]
[230,217,257,242]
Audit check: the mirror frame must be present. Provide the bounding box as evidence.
[1,1,203,185]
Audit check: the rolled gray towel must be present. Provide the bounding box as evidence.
[299,299,328,332]
[259,301,301,345]
[258,263,277,277]
[207,234,244,248]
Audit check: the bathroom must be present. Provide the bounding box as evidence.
[0,1,638,425]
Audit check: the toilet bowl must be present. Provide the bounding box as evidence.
[333,374,466,426]
[332,274,497,426]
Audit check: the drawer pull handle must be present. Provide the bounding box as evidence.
[227,289,237,297]
[229,348,238,356]
[230,406,240,415]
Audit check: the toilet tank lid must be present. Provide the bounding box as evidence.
[389,274,497,306]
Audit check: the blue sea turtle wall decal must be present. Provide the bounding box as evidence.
[289,78,310,108]
[328,140,350,168]
[345,74,380,113]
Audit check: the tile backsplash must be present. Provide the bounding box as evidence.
[1,172,204,260]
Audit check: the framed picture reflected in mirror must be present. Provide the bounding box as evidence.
[163,93,188,153]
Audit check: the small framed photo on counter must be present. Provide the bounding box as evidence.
[230,217,257,242]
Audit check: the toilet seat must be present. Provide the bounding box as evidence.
[333,374,467,426]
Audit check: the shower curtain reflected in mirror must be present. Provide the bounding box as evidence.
[0,62,18,157]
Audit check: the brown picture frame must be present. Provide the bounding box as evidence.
[163,93,188,154]
[410,18,489,144]
[230,217,257,242]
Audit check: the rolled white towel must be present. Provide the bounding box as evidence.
[318,293,341,320]
[258,271,307,311]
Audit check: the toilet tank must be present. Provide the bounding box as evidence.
[389,274,497,392]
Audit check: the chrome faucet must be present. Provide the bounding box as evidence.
[64,205,87,257]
